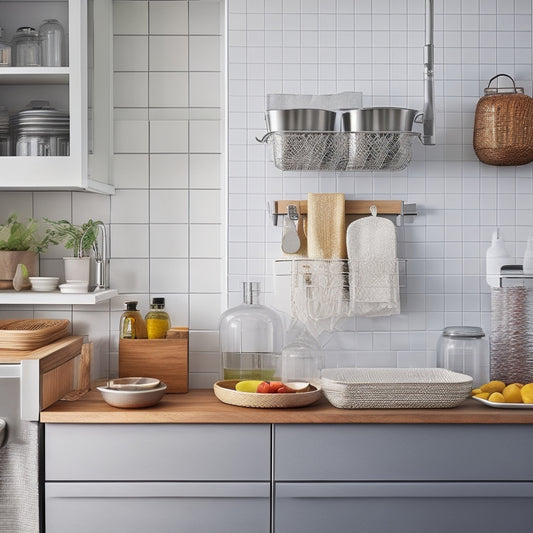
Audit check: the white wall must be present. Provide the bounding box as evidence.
[227,0,533,368]
[1,0,532,384]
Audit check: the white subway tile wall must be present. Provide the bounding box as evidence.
[1,0,532,385]
[227,0,533,369]
[0,0,224,388]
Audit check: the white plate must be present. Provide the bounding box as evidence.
[472,396,533,409]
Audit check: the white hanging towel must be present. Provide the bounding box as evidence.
[347,206,400,317]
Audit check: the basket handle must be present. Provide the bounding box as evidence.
[487,74,518,92]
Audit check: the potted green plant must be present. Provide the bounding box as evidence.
[0,214,53,289]
[44,218,104,284]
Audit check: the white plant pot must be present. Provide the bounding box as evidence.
[63,257,90,284]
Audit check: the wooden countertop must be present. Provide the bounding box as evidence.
[41,389,533,424]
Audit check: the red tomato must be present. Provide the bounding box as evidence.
[256,381,271,393]
[268,381,283,393]
[277,385,296,394]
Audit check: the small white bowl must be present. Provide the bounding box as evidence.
[29,276,60,292]
[97,382,167,409]
[108,377,161,391]
[59,281,89,293]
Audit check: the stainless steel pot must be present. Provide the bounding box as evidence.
[10,101,69,156]
[342,107,419,132]
[266,108,337,132]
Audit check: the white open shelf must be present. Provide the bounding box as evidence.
[0,289,117,305]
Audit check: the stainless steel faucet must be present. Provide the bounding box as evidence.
[93,222,108,290]
[79,222,108,289]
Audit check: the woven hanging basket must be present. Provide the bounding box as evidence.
[473,74,533,166]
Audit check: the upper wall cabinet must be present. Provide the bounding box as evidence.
[0,0,113,194]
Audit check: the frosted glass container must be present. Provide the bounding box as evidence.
[281,323,323,387]
[436,326,489,388]
[39,19,65,67]
[220,282,283,380]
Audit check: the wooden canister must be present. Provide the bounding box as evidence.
[473,74,533,166]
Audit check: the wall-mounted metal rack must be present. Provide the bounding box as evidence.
[270,199,417,227]
[257,0,434,172]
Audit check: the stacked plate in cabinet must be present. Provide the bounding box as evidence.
[10,103,69,156]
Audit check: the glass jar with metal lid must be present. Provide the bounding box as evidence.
[12,26,41,66]
[436,326,489,388]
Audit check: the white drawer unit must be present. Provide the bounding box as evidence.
[275,482,533,533]
[45,423,271,481]
[45,424,272,532]
[46,482,271,533]
[274,424,533,481]
[44,421,533,532]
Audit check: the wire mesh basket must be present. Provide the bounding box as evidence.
[258,131,420,172]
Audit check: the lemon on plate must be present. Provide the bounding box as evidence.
[235,380,263,393]
[502,383,523,403]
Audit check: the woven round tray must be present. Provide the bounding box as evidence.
[321,368,472,409]
[0,319,70,350]
[213,380,322,409]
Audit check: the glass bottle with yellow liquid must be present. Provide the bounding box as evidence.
[219,282,283,380]
[145,297,171,339]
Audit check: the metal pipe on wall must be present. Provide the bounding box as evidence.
[422,0,435,145]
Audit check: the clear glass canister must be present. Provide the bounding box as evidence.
[219,281,283,380]
[436,326,489,388]
[39,19,65,67]
[13,27,41,66]
[281,321,324,387]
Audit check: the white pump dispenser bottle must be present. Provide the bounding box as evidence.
[486,228,511,288]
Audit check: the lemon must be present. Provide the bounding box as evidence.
[473,392,490,400]
[488,392,505,403]
[520,383,533,404]
[471,388,482,396]
[480,380,506,393]
[502,383,523,403]
[235,380,263,393]
[511,382,524,388]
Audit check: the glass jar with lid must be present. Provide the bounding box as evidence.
[436,326,489,388]
[12,27,41,66]
[219,281,283,380]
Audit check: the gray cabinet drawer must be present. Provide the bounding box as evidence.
[46,424,271,481]
[46,482,270,533]
[275,424,533,481]
[275,482,533,533]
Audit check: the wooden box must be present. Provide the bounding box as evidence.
[119,329,188,393]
